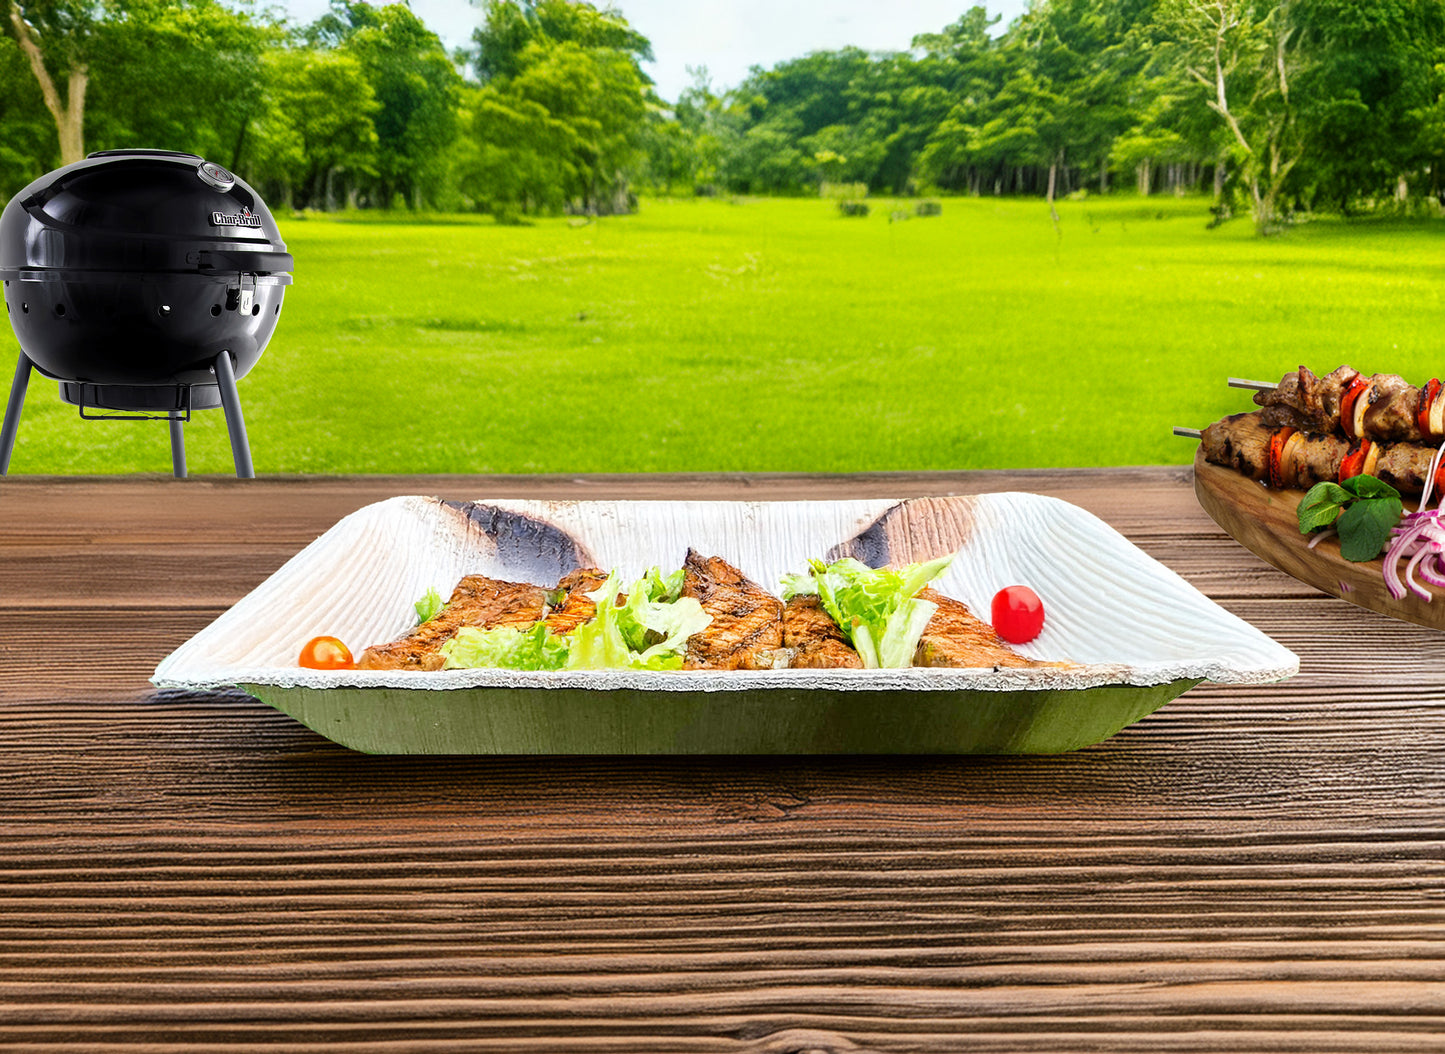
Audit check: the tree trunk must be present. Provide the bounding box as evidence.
[1213,159,1226,201]
[1046,156,1060,224]
[1137,160,1151,196]
[9,2,87,165]
[1099,157,1109,194]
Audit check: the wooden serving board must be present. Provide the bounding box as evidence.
[1193,447,1445,630]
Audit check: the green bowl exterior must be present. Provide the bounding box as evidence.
[240,679,1201,755]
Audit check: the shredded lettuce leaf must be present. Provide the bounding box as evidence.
[780,555,953,668]
[440,622,569,670]
[567,569,711,670]
[414,587,444,625]
[438,568,711,672]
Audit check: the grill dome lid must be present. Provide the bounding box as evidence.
[0,149,293,278]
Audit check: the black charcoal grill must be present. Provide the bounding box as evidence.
[0,149,293,478]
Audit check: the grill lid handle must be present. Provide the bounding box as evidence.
[192,248,294,274]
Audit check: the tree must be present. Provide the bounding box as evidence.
[333,3,461,208]
[1288,0,1445,210]
[84,0,276,168]
[1158,0,1304,232]
[4,0,272,167]
[473,0,651,82]
[463,0,653,215]
[0,31,53,192]
[247,48,379,209]
[4,0,94,164]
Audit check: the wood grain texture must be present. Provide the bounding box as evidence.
[1193,449,1445,630]
[1,470,1444,1052]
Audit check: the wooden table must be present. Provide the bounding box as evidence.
[1,469,1442,1052]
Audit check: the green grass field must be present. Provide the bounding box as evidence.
[3,194,1443,475]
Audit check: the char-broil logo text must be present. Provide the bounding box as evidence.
[211,207,262,228]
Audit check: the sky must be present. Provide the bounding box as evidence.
[280,0,1030,101]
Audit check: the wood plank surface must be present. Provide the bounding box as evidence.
[1,470,1443,1052]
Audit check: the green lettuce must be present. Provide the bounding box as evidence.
[780,555,953,668]
[414,586,444,625]
[440,622,569,671]
[567,569,711,670]
[438,568,711,672]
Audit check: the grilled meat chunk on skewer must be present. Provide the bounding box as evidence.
[1255,364,1439,444]
[680,550,786,670]
[355,574,549,671]
[1201,411,1445,497]
[913,588,1052,669]
[782,594,863,669]
[543,567,610,635]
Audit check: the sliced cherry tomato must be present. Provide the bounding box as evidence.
[992,585,1045,644]
[1340,375,1369,439]
[1338,441,1369,481]
[1419,379,1441,438]
[1267,427,1295,489]
[299,635,354,670]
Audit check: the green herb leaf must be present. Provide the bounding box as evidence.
[414,587,444,624]
[1297,474,1403,561]
[1297,481,1351,534]
[1335,490,1403,561]
[1340,474,1398,501]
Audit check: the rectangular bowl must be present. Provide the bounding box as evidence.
[153,494,1298,754]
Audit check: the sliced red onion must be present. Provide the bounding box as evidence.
[1383,509,1445,600]
[1419,439,1445,512]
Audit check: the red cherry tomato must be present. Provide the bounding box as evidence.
[991,585,1045,644]
[299,635,355,670]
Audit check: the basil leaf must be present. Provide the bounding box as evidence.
[1298,482,1351,533]
[1335,495,1403,562]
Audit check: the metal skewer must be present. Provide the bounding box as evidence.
[1173,427,1202,439]
[1228,377,1274,391]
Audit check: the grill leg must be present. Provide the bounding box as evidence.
[213,350,254,479]
[169,414,187,479]
[0,351,33,476]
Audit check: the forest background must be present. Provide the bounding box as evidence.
[1,0,1443,474]
[4,0,1444,233]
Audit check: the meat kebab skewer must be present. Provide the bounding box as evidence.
[1200,411,1445,498]
[1242,364,1445,445]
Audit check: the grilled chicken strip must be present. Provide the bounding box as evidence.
[355,574,548,671]
[782,594,863,669]
[1255,364,1438,444]
[913,588,1054,669]
[679,550,785,670]
[1201,410,1444,497]
[543,567,610,635]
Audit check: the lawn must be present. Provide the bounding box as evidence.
[3,194,1443,475]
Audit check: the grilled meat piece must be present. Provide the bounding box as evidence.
[1201,412,1348,487]
[544,567,610,635]
[679,550,785,670]
[913,588,1051,669]
[782,594,863,669]
[1201,410,1442,496]
[355,574,548,671]
[1255,364,1432,443]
